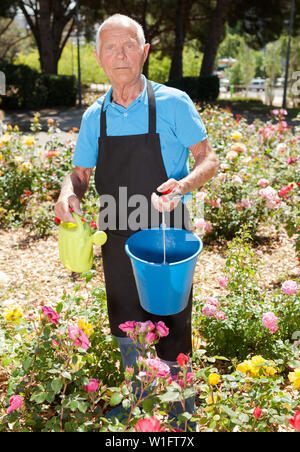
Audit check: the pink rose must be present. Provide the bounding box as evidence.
[257,178,270,187]
[137,320,155,333]
[202,303,218,317]
[281,280,298,295]
[6,395,23,414]
[240,197,252,208]
[218,276,229,288]
[211,198,221,208]
[206,296,218,306]
[118,321,137,333]
[155,321,169,337]
[194,219,212,232]
[145,331,157,344]
[196,191,208,201]
[41,306,60,325]
[68,325,90,351]
[145,358,170,378]
[85,378,99,393]
[232,175,243,184]
[262,312,278,333]
[215,311,228,320]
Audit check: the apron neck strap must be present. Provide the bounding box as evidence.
[100,78,157,137]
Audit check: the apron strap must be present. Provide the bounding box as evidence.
[146,79,156,134]
[99,78,157,137]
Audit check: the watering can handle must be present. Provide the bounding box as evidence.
[61,212,83,229]
[160,188,183,201]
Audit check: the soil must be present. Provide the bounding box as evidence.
[0,223,298,316]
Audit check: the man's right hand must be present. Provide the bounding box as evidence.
[54,193,82,224]
[54,167,92,224]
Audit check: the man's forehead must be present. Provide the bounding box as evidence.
[100,23,139,41]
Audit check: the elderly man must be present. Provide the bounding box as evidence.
[55,13,219,426]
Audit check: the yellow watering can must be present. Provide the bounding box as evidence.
[58,213,107,273]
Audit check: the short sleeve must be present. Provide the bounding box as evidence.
[174,92,207,148]
[72,110,98,168]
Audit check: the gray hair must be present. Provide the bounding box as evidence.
[95,14,146,55]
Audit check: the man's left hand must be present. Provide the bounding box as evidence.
[151,178,183,212]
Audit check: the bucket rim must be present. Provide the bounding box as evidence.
[124,227,203,267]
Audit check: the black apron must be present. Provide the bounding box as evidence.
[95,79,192,361]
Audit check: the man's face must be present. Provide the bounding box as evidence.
[95,24,150,86]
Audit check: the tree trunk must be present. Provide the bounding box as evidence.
[19,0,76,74]
[38,0,59,73]
[200,0,233,77]
[168,0,185,80]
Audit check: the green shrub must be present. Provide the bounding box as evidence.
[0,61,77,109]
[166,75,219,101]
[39,73,77,107]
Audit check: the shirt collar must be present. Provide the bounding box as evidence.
[102,75,148,111]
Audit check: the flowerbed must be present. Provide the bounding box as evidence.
[0,106,299,432]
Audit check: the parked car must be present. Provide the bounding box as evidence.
[249,78,265,92]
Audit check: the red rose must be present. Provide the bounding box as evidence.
[176,353,189,367]
[253,406,262,419]
[289,411,300,431]
[134,417,165,432]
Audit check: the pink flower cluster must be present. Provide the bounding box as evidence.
[202,297,228,320]
[194,218,213,233]
[281,280,298,295]
[257,178,270,188]
[40,306,91,352]
[262,312,278,333]
[140,357,171,378]
[259,186,281,209]
[218,276,229,288]
[119,320,169,344]
[287,156,298,165]
[68,325,90,351]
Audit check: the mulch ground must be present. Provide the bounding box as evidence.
[0,223,298,316]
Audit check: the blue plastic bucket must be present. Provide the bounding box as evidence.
[125,228,203,315]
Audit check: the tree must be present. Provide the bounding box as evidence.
[0,1,77,74]
[0,17,31,62]
[200,0,233,76]
[168,0,194,80]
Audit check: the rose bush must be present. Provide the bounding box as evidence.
[0,107,299,432]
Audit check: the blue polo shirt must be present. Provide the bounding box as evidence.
[73,75,207,182]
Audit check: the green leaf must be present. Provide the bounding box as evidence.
[45,392,55,403]
[109,392,123,406]
[78,401,88,413]
[159,391,181,403]
[142,397,154,412]
[31,392,47,404]
[56,302,63,314]
[22,357,33,372]
[239,413,249,423]
[51,378,63,394]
